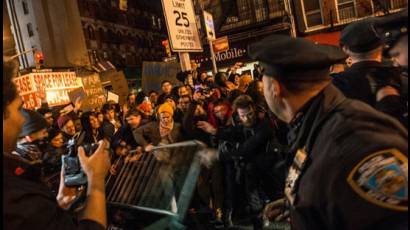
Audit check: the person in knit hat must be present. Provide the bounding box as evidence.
[133,102,183,153]
[13,109,49,162]
[57,115,76,143]
[137,100,155,126]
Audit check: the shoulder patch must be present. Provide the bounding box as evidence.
[347,149,408,211]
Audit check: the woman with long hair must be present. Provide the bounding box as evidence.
[78,111,104,145]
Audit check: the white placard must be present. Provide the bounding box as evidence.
[107,91,119,104]
[161,0,203,52]
[203,10,216,41]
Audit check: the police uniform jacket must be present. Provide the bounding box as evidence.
[285,83,408,230]
[332,61,407,126]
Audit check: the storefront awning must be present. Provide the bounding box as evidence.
[304,31,341,46]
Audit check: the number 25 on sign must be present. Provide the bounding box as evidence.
[174,10,189,27]
[161,0,202,52]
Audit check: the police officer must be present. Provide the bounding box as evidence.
[248,35,408,229]
[333,17,407,127]
[374,8,408,69]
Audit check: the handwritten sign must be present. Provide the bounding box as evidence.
[99,70,129,105]
[80,73,106,111]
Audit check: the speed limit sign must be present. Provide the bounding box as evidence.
[161,0,203,52]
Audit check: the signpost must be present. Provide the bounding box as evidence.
[161,0,203,72]
[203,10,217,74]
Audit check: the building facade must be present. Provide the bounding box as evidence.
[190,0,294,71]
[6,0,168,81]
[77,0,168,72]
[3,1,17,58]
[291,0,407,44]
[6,0,91,69]
[6,0,43,68]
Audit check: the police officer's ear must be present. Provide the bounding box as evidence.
[266,77,282,98]
[341,45,350,55]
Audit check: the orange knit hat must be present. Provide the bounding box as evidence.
[157,102,174,116]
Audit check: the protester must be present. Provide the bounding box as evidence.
[133,102,184,153]
[78,111,104,145]
[57,115,77,144]
[157,80,173,105]
[37,108,54,128]
[148,90,159,106]
[198,95,279,229]
[101,103,117,139]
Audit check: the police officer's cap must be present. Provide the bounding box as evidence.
[248,35,347,78]
[374,8,408,53]
[340,18,382,53]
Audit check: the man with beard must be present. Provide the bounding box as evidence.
[183,100,225,226]
[198,95,279,229]
[248,35,408,229]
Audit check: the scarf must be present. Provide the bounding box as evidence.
[13,142,43,163]
[159,121,174,138]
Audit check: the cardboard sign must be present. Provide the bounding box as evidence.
[161,0,203,52]
[80,73,106,111]
[67,87,89,111]
[107,91,119,104]
[142,61,182,93]
[99,70,129,105]
[14,71,81,110]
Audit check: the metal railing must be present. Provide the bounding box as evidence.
[106,141,209,229]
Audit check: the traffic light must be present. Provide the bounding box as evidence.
[162,40,172,57]
[34,51,44,69]
[119,0,127,11]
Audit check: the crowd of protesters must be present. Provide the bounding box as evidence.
[20,61,290,228]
